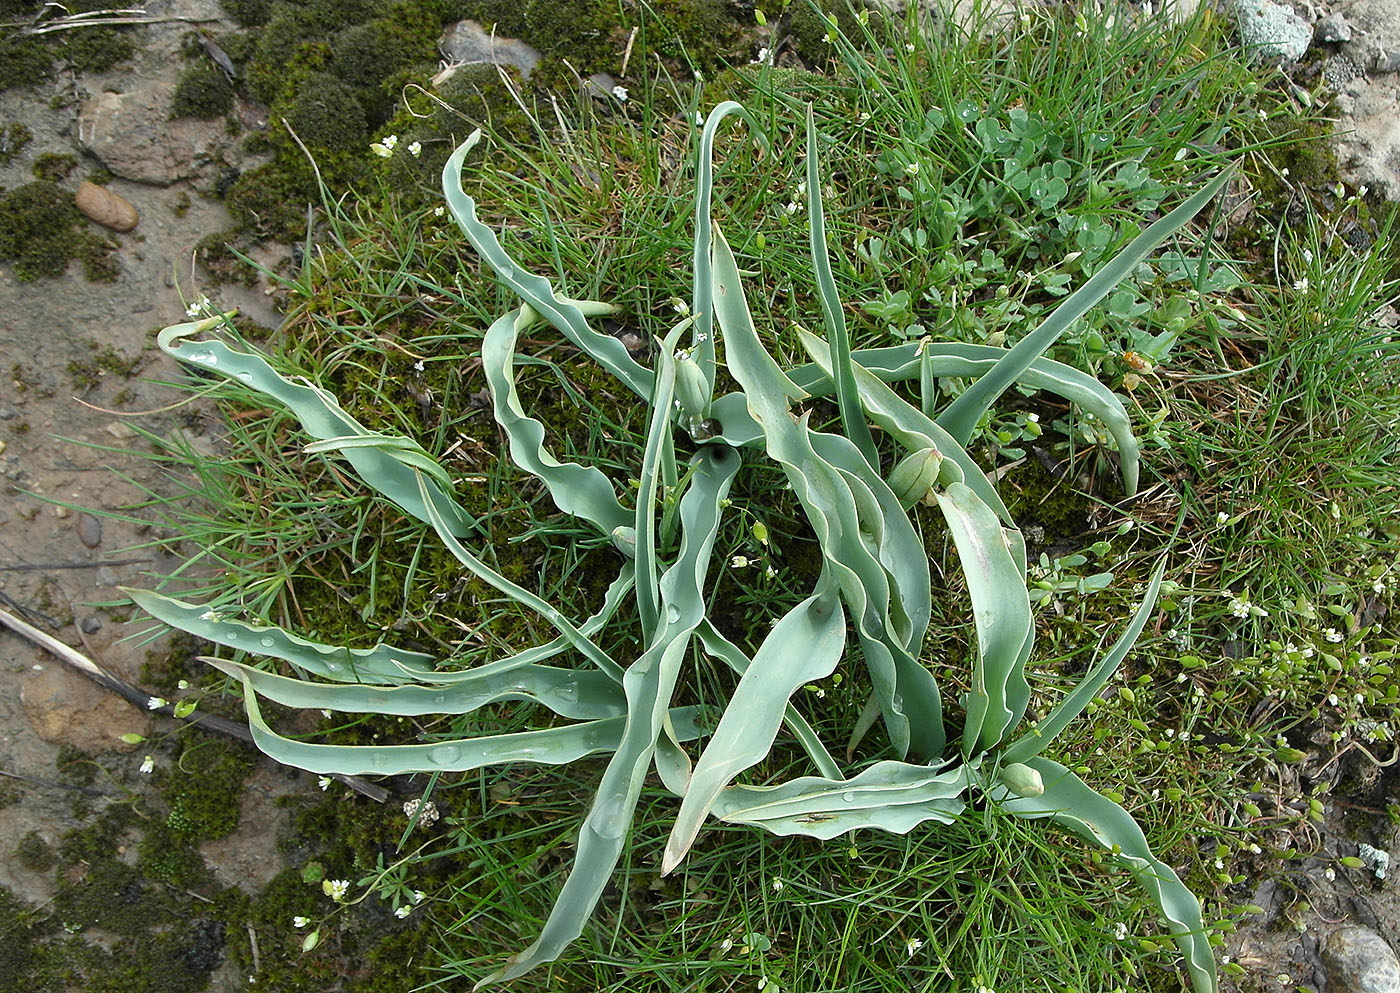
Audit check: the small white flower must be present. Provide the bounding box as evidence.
[147,696,167,711]
[1229,597,1252,619]
[1113,922,1128,941]
[1214,858,1225,870]
[783,201,800,215]
[383,134,398,149]
[1373,578,1387,593]
[751,46,771,64]
[411,890,425,905]
[1328,693,1339,706]
[1249,843,1262,854]
[611,84,629,102]
[1025,412,1039,423]
[139,755,155,774]
[293,916,310,929]
[903,161,920,177]
[1324,867,1336,881]
[1293,277,1309,292]
[905,936,924,957]
[318,776,333,791]
[719,937,733,952]
[185,296,210,318]
[322,878,350,901]
[321,709,333,719]
[1302,248,1314,264]
[433,205,445,217]
[407,141,422,158]
[858,111,871,123]
[669,297,689,315]
[1216,511,1230,524]
[771,877,784,892]
[394,905,412,918]
[905,42,916,52]
[413,360,425,372]
[731,555,750,568]
[1325,628,1343,643]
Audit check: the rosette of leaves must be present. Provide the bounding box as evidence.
[130,103,1228,991]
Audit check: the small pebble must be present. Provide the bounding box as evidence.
[55,504,70,519]
[74,181,139,233]
[1315,12,1352,42]
[79,616,103,634]
[105,421,137,441]
[76,512,102,548]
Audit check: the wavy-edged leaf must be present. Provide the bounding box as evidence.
[482,308,631,535]
[203,656,626,721]
[157,315,477,537]
[1001,757,1217,993]
[477,446,738,987]
[663,582,847,872]
[127,587,433,685]
[711,760,972,841]
[933,482,1033,756]
[1001,560,1166,765]
[443,134,651,399]
[223,667,707,776]
[712,224,934,757]
[937,172,1231,459]
[691,101,764,394]
[806,105,878,470]
[692,619,841,779]
[415,473,625,684]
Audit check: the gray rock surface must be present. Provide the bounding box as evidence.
[438,19,542,81]
[77,80,236,186]
[1231,0,1314,61]
[1323,926,1400,993]
[1327,0,1400,197]
[1317,11,1354,40]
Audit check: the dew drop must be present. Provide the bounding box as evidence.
[429,744,462,765]
[665,605,682,624]
[259,636,275,648]
[842,792,856,804]
[225,630,238,640]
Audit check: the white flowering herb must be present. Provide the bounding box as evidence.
[318,776,333,791]
[139,754,155,774]
[147,696,167,711]
[322,878,349,901]
[394,905,412,918]
[407,141,422,158]
[611,84,628,102]
[293,915,310,928]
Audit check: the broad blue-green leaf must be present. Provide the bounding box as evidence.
[711,760,973,841]
[937,172,1232,473]
[127,587,434,685]
[712,224,935,757]
[1002,758,1217,993]
[222,667,707,776]
[482,308,631,535]
[203,656,626,721]
[663,582,847,872]
[806,105,878,470]
[933,482,1033,756]
[478,446,737,987]
[443,133,652,399]
[1001,561,1166,764]
[157,315,478,537]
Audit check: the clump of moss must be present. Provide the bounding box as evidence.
[0,30,55,92]
[30,151,76,181]
[67,343,139,391]
[171,62,235,119]
[54,859,173,936]
[15,830,56,872]
[0,180,119,281]
[0,1,137,92]
[163,741,254,840]
[0,121,33,164]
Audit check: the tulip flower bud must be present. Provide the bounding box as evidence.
[887,447,943,509]
[611,525,637,558]
[674,352,712,434]
[998,762,1045,797]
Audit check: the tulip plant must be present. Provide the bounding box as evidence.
[131,102,1228,991]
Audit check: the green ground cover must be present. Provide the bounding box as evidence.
[9,3,1398,993]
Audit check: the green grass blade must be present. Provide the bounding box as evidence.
[157,316,478,537]
[482,309,631,535]
[937,172,1231,453]
[1001,560,1166,765]
[225,668,707,777]
[1002,758,1217,993]
[663,583,847,873]
[203,656,627,721]
[932,482,1033,756]
[442,134,651,399]
[710,760,972,840]
[806,105,879,471]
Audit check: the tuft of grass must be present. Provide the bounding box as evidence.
[101,2,1400,991]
